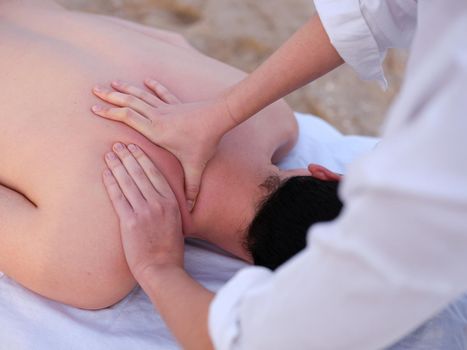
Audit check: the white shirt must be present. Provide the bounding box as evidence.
[208,1,467,349]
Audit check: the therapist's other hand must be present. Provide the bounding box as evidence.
[92,80,229,211]
[102,142,184,279]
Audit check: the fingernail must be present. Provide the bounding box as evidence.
[93,86,103,93]
[103,169,112,177]
[106,152,117,160]
[113,143,124,151]
[92,105,102,113]
[187,200,194,212]
[112,80,123,87]
[145,78,156,85]
[128,144,138,152]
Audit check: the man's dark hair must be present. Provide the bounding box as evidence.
[245,176,343,270]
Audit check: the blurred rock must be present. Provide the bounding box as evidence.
[57,0,407,135]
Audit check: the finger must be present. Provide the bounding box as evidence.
[102,168,133,218]
[93,85,155,116]
[92,105,152,134]
[144,79,181,105]
[127,143,176,200]
[105,151,146,210]
[307,164,343,181]
[111,80,164,108]
[183,163,205,212]
[112,142,159,201]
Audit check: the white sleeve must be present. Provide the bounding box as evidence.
[314,0,417,87]
[208,20,467,349]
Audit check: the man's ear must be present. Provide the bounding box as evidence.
[308,164,342,181]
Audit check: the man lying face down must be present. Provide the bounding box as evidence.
[0,0,341,309]
[93,81,344,272]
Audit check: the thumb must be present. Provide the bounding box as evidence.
[183,163,205,212]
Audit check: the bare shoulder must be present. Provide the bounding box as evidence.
[268,100,299,163]
[220,98,297,164]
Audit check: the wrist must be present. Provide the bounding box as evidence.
[222,83,252,128]
[135,263,185,288]
[221,75,272,128]
[220,89,239,131]
[203,90,239,137]
[208,84,251,136]
[191,96,230,145]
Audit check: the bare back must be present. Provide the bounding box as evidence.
[0,1,296,309]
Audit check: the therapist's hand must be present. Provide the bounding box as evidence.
[92,80,232,211]
[102,142,184,279]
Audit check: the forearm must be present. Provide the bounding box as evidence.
[137,266,215,350]
[224,14,343,127]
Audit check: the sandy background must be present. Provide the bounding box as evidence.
[57,0,407,136]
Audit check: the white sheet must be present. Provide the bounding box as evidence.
[0,113,380,349]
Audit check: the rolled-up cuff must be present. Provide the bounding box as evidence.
[314,0,388,88]
[208,267,272,350]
